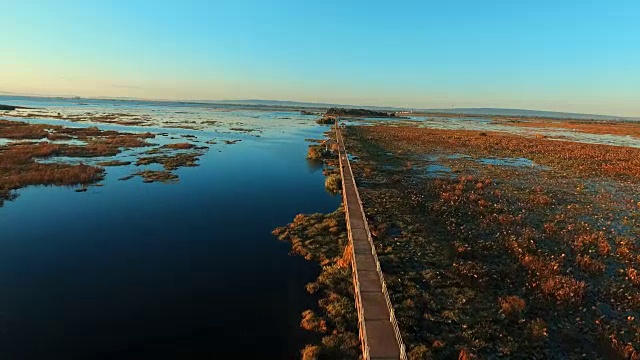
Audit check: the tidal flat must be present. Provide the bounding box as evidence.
[0,118,214,202]
[345,124,640,359]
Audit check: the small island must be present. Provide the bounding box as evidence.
[316,107,397,125]
[324,107,395,118]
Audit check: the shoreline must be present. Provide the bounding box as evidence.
[273,128,361,359]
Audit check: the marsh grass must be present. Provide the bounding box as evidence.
[133,170,179,183]
[0,119,159,206]
[0,120,49,139]
[0,142,104,205]
[345,124,640,359]
[498,296,526,318]
[274,128,359,359]
[273,209,359,359]
[136,152,202,170]
[357,125,640,179]
[162,142,196,149]
[96,160,132,167]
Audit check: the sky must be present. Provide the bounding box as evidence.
[1,0,639,116]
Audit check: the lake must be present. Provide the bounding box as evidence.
[0,96,340,359]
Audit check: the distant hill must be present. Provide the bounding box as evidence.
[209,101,638,121]
[207,99,400,111]
[1,93,637,121]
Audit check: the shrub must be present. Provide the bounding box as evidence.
[499,295,526,317]
[301,310,327,333]
[529,318,548,340]
[576,255,605,274]
[540,275,586,305]
[459,348,475,360]
[301,345,321,360]
[408,345,431,359]
[325,174,341,194]
[316,116,335,125]
[307,145,324,160]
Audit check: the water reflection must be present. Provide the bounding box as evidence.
[0,99,340,359]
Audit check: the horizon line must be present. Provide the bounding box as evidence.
[1,90,638,120]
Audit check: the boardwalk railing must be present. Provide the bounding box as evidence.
[335,122,407,360]
[343,192,371,360]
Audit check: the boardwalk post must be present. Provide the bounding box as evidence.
[335,121,407,360]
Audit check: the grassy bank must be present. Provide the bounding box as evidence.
[272,134,358,359]
[273,209,359,359]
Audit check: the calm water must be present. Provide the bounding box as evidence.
[0,97,340,359]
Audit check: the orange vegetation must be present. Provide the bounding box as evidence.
[0,142,104,204]
[0,120,50,139]
[162,142,196,149]
[497,118,640,138]
[346,124,640,359]
[0,119,155,205]
[358,125,640,179]
[273,209,359,358]
[498,296,526,317]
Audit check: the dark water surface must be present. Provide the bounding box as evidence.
[0,100,340,359]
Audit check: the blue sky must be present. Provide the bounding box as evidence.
[1,0,639,116]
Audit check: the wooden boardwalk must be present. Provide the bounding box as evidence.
[335,123,406,360]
